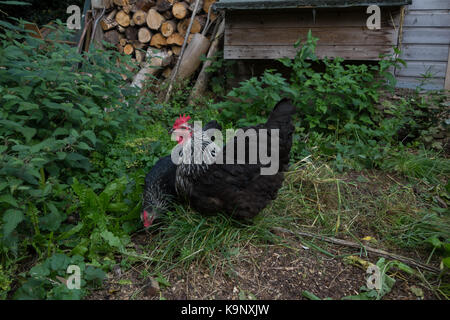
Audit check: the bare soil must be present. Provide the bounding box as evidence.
[88,232,437,300]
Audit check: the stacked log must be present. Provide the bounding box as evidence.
[100,0,217,78]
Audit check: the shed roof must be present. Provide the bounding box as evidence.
[214,0,411,10]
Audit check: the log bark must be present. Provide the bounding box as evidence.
[125,27,139,40]
[132,10,147,26]
[119,38,128,47]
[150,33,167,48]
[203,0,216,20]
[177,16,203,35]
[132,48,172,89]
[171,45,181,55]
[190,19,224,102]
[138,27,153,43]
[203,0,215,13]
[104,29,121,45]
[146,9,165,30]
[113,0,129,6]
[155,0,172,12]
[162,67,173,78]
[123,4,132,14]
[116,10,131,27]
[172,2,189,19]
[162,10,174,20]
[134,0,156,11]
[166,32,184,46]
[135,48,146,63]
[161,20,177,37]
[189,0,203,13]
[100,9,118,31]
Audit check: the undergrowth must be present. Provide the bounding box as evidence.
[0,7,448,299]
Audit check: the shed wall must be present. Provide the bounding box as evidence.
[224,7,401,60]
[395,0,450,90]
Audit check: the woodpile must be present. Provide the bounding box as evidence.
[100,0,218,79]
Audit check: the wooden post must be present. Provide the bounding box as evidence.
[445,46,450,90]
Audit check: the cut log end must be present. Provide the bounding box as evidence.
[116,10,131,27]
[138,27,153,43]
[172,2,190,20]
[146,9,166,30]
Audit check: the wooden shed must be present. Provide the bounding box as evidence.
[214,0,450,90]
[396,0,450,90]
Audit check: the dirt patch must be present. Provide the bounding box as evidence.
[87,234,435,300]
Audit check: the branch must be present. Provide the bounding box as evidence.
[272,227,440,274]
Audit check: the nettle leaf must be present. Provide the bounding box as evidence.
[2,209,24,237]
[100,230,124,249]
[29,263,50,278]
[77,142,93,151]
[17,102,39,112]
[48,253,71,271]
[0,194,19,207]
[82,130,97,146]
[84,266,106,282]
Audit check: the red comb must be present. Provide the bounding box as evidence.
[173,114,191,129]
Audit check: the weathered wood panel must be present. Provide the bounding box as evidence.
[403,13,450,27]
[225,7,400,60]
[408,0,449,10]
[396,61,447,77]
[396,0,450,90]
[401,28,450,44]
[225,45,394,60]
[226,27,397,46]
[400,44,449,61]
[227,9,399,28]
[396,76,446,90]
[445,48,450,90]
[215,0,411,10]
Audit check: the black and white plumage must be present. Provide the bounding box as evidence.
[141,99,296,227]
[175,98,296,219]
[141,155,177,227]
[141,120,221,227]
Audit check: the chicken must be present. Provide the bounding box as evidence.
[172,98,296,219]
[141,120,221,227]
[141,98,296,227]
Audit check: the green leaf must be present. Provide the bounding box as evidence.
[442,257,450,269]
[2,209,24,237]
[100,230,124,249]
[0,194,19,207]
[84,266,106,282]
[48,253,71,271]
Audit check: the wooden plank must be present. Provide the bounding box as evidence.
[224,45,395,60]
[227,8,400,28]
[396,76,445,90]
[215,0,411,10]
[403,13,450,27]
[395,61,447,77]
[225,27,397,46]
[445,46,450,90]
[399,44,449,61]
[402,27,450,44]
[408,0,450,10]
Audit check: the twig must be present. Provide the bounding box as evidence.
[272,227,441,274]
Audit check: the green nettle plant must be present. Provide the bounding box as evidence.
[0,17,144,297]
[212,31,408,167]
